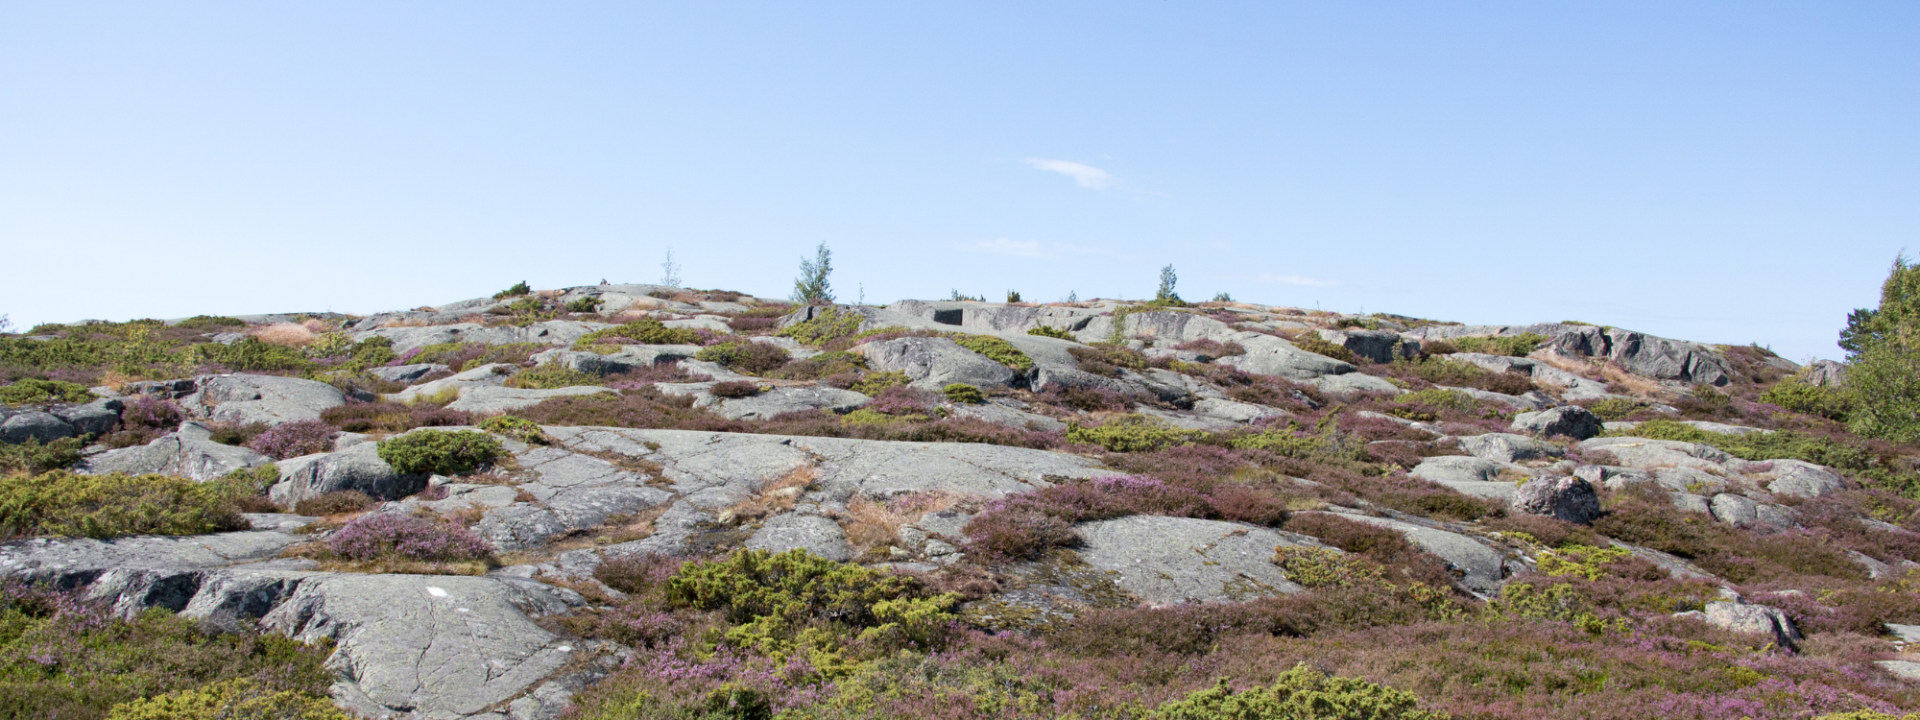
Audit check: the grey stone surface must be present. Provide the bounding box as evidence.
[1311,372,1401,395]
[0,531,303,580]
[1312,512,1512,595]
[858,336,1018,391]
[1511,406,1603,440]
[1527,365,1618,401]
[713,385,870,421]
[182,374,347,426]
[1876,660,1920,682]
[1545,326,1733,386]
[745,513,853,562]
[353,320,613,353]
[54,397,124,436]
[81,430,273,481]
[1760,459,1846,498]
[367,363,451,383]
[1701,601,1801,646]
[1073,515,1318,605]
[270,442,426,505]
[1438,386,1552,411]
[390,363,516,403]
[888,300,1106,335]
[1218,334,1356,380]
[1578,436,1733,471]
[0,410,75,443]
[1709,493,1761,527]
[949,401,1067,431]
[446,385,615,414]
[1510,476,1603,524]
[532,346,701,375]
[1805,359,1847,387]
[1458,433,1564,463]
[1193,397,1289,424]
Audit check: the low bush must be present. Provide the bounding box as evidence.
[777,306,865,347]
[503,365,603,390]
[493,281,531,299]
[1291,333,1356,363]
[292,490,374,516]
[104,677,350,720]
[1154,662,1446,720]
[0,471,246,539]
[694,341,791,375]
[1028,326,1075,340]
[206,422,268,447]
[326,512,494,563]
[245,420,337,459]
[400,342,545,372]
[0,585,337,720]
[0,378,95,406]
[1581,397,1647,421]
[477,415,547,444]
[375,430,502,476]
[574,319,703,347]
[1044,385,1132,412]
[1070,344,1150,377]
[710,380,760,399]
[768,350,866,381]
[173,315,247,331]
[320,401,471,434]
[1762,377,1850,421]
[848,371,911,396]
[1068,414,1206,452]
[1172,338,1247,358]
[951,335,1033,371]
[1448,333,1547,357]
[943,383,985,404]
[0,437,86,475]
[565,296,605,314]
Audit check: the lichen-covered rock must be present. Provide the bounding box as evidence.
[270,442,426,505]
[1697,601,1801,646]
[1510,476,1603,525]
[183,374,347,426]
[1458,433,1565,463]
[0,409,75,443]
[710,385,869,421]
[1317,328,1419,364]
[366,363,450,384]
[1511,405,1603,440]
[54,397,124,436]
[1545,326,1734,386]
[857,336,1018,391]
[1073,515,1319,605]
[81,426,273,481]
[744,513,853,562]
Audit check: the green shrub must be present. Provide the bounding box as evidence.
[575,319,703,347]
[849,371,910,396]
[1070,344,1149,377]
[1224,421,1369,464]
[695,341,791,374]
[0,586,337,720]
[777,306,864,346]
[477,415,547,444]
[950,335,1033,371]
[943,383,984,404]
[1153,663,1446,720]
[768,351,866,381]
[403,341,546,372]
[190,337,313,372]
[1291,333,1356,363]
[493,281,532,299]
[1447,333,1546,357]
[566,296,606,313]
[1067,414,1206,452]
[1028,325,1075,340]
[0,378,96,406]
[1610,420,1876,474]
[174,315,248,331]
[0,437,86,475]
[375,430,502,476]
[0,471,247,539]
[1760,377,1848,420]
[105,678,350,720]
[1584,397,1646,421]
[503,365,603,389]
[1396,388,1477,413]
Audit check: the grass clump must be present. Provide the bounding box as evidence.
[777,306,865,347]
[565,296,605,314]
[849,371,911,396]
[1154,662,1446,720]
[503,365,603,390]
[710,380,761,399]
[1583,397,1647,421]
[173,315,247,331]
[1028,326,1075,340]
[0,471,247,539]
[1070,344,1151,377]
[1448,333,1546,357]
[574,319,702,347]
[694,341,791,375]
[0,378,95,406]
[943,383,984,404]
[375,429,502,476]
[1291,333,1356,363]
[477,415,547,444]
[768,351,866,381]
[950,335,1033,372]
[1067,414,1206,452]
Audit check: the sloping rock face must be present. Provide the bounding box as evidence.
[184,374,349,426]
[271,442,425,504]
[81,424,273,481]
[856,337,1017,390]
[889,300,1106,334]
[1073,515,1322,604]
[1543,326,1734,386]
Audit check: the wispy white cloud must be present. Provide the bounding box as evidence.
[1022,158,1115,190]
[1257,273,1336,287]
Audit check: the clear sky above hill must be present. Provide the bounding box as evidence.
[3,2,1915,362]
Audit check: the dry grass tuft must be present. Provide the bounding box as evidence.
[720,466,817,524]
[838,492,962,557]
[253,322,316,347]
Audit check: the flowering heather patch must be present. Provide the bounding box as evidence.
[709,380,760,399]
[1172,338,1247,358]
[321,400,472,434]
[327,512,493,562]
[121,394,184,432]
[865,385,933,415]
[245,419,338,459]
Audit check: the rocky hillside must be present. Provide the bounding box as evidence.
[1,282,1916,720]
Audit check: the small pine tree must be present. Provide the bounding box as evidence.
[1212,292,1233,303]
[791,242,835,305]
[1153,265,1183,306]
[1006,290,1022,303]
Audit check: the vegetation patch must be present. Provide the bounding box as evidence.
[1155,662,1446,720]
[776,306,865,347]
[375,430,502,476]
[943,383,984,404]
[1446,333,1547,357]
[503,365,603,390]
[573,319,703,347]
[694,341,791,375]
[0,471,247,539]
[0,378,95,406]
[1291,332,1356,363]
[950,335,1033,371]
[477,415,548,444]
[1027,325,1075,340]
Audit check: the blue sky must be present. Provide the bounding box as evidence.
[2,2,1914,362]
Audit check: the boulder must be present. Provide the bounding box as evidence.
[183,374,347,426]
[532,346,702,377]
[1805,359,1847,387]
[1073,515,1319,604]
[1759,459,1846,498]
[1511,406,1602,440]
[857,336,1018,391]
[1698,601,1801,647]
[1458,433,1565,463]
[81,428,273,481]
[366,363,450,384]
[389,363,515,403]
[1510,476,1603,525]
[1409,456,1525,500]
[1218,335,1356,380]
[745,513,854,562]
[1545,326,1733,386]
[1317,328,1418,364]
[0,410,75,443]
[53,397,125,436]
[1438,386,1552,411]
[270,442,426,505]
[1577,436,1733,471]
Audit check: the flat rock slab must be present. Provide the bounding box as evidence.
[185,374,348,426]
[712,386,870,421]
[446,385,615,414]
[1073,515,1319,605]
[745,513,853,562]
[0,531,304,579]
[81,430,274,481]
